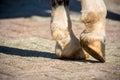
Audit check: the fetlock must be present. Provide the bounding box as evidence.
[80,0,107,62]
[51,0,86,59]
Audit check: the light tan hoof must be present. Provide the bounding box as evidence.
[81,40,105,62]
[55,42,87,60]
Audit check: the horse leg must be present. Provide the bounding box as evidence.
[51,0,87,59]
[80,0,107,62]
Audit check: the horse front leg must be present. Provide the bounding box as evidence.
[80,0,107,62]
[50,0,87,59]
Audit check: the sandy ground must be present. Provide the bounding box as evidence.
[0,0,120,80]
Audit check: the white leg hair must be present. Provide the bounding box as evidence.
[51,0,87,59]
[80,0,107,62]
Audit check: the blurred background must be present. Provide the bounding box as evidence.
[0,0,120,42]
[0,1,120,80]
[0,0,120,19]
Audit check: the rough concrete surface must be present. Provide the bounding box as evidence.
[0,0,120,80]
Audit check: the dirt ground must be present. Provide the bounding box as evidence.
[0,0,120,80]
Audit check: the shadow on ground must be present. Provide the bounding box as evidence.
[0,0,119,20]
[0,46,57,59]
[0,46,100,63]
[107,11,120,20]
